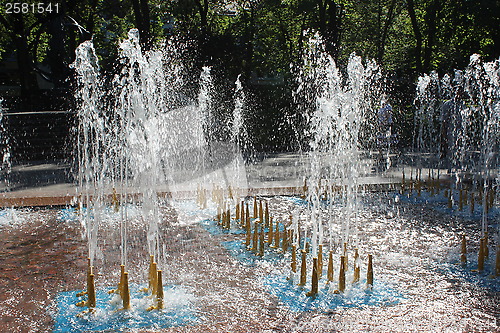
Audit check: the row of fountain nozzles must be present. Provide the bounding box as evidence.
[215,195,376,296]
[461,233,500,277]
[76,255,164,315]
[400,169,496,213]
[293,244,375,297]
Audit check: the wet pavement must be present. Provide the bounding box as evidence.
[0,152,404,207]
[0,153,499,332]
[0,194,499,332]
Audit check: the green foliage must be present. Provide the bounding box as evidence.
[0,0,498,91]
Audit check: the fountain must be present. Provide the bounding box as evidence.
[409,54,499,275]
[0,31,499,332]
[0,99,10,191]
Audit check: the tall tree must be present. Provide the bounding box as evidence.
[316,0,342,59]
[131,0,152,50]
[406,0,423,73]
[376,0,397,64]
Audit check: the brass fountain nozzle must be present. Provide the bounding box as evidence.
[299,250,307,286]
[76,258,92,298]
[264,201,270,228]
[240,200,245,224]
[367,254,374,289]
[317,245,323,279]
[253,196,258,218]
[76,272,96,311]
[157,270,164,309]
[108,264,125,295]
[147,270,164,311]
[327,251,334,283]
[112,187,120,212]
[109,265,130,311]
[291,245,297,275]
[244,212,251,247]
[75,270,96,317]
[120,272,131,310]
[306,258,319,297]
[235,203,240,222]
[353,248,360,283]
[460,235,467,266]
[140,255,156,293]
[268,217,274,245]
[334,255,346,293]
[251,220,258,252]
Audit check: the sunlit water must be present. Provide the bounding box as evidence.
[1,29,499,333]
[0,193,498,332]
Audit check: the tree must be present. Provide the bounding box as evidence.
[405,0,498,74]
[0,12,37,98]
[131,0,152,50]
[316,0,342,59]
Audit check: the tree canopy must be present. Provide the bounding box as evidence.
[0,0,498,106]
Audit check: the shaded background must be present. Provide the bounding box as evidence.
[0,0,499,163]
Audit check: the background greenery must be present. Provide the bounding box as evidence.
[0,0,498,151]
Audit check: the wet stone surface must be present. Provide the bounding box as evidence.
[0,195,499,332]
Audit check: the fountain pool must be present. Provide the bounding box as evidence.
[0,33,498,332]
[0,192,499,332]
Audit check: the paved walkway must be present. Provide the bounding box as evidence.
[0,152,408,207]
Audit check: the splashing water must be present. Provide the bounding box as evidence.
[0,99,11,189]
[297,34,382,257]
[73,30,205,268]
[414,55,500,237]
[72,29,249,271]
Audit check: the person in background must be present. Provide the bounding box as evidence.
[378,100,393,140]
[376,97,395,170]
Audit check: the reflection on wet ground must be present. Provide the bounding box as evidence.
[0,194,499,332]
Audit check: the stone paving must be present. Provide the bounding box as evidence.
[0,152,406,207]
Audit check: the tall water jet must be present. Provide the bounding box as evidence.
[297,34,382,259]
[72,39,107,267]
[0,99,11,190]
[230,75,249,198]
[414,55,499,265]
[196,66,213,184]
[73,29,251,290]
[462,55,499,236]
[414,71,443,180]
[112,29,183,265]
[72,29,197,305]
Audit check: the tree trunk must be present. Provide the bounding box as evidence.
[423,0,440,72]
[407,0,423,73]
[317,0,341,60]
[377,0,397,64]
[195,0,210,66]
[131,0,151,50]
